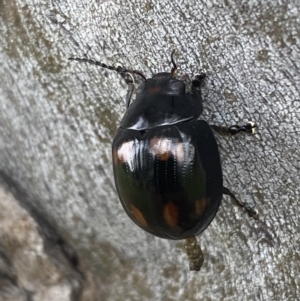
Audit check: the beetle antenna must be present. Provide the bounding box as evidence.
[170,50,177,77]
[68,57,146,80]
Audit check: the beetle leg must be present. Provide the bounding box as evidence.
[228,121,258,135]
[121,72,136,108]
[191,73,206,95]
[190,73,206,113]
[184,236,204,271]
[170,50,178,77]
[211,121,258,136]
[180,73,191,82]
[125,84,135,108]
[191,73,206,88]
[223,187,259,219]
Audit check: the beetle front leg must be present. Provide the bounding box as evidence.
[120,72,136,108]
[223,186,259,219]
[211,121,258,136]
[125,82,135,108]
[191,73,206,96]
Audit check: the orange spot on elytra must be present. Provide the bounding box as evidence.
[130,205,148,227]
[159,151,172,161]
[163,202,179,227]
[149,137,173,161]
[195,197,210,216]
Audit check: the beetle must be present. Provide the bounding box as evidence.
[69,51,258,271]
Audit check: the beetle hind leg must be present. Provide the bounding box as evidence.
[184,236,204,271]
[223,186,259,219]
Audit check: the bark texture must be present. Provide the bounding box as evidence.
[0,0,299,300]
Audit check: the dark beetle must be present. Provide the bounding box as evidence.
[69,51,258,271]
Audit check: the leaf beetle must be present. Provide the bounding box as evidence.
[69,51,259,271]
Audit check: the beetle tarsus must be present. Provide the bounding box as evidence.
[243,204,259,219]
[191,73,206,88]
[223,187,259,219]
[211,121,258,136]
[228,121,258,135]
[184,236,204,272]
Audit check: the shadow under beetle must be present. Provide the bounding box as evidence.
[69,51,259,271]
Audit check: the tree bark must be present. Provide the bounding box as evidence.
[0,0,299,300]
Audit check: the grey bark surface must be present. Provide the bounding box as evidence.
[1,0,299,300]
[0,175,99,301]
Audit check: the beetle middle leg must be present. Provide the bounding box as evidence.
[223,186,259,219]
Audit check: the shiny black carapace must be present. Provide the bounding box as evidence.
[69,51,258,271]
